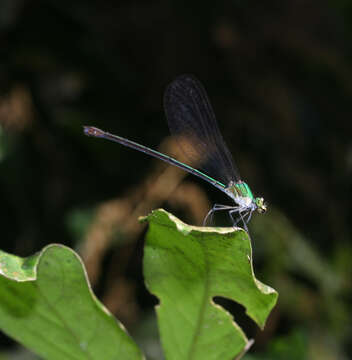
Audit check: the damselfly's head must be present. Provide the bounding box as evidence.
[255,197,267,213]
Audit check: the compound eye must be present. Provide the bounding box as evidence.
[255,197,267,213]
[258,206,266,214]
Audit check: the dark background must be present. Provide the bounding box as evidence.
[0,1,351,359]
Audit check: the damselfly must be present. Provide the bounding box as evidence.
[84,75,266,231]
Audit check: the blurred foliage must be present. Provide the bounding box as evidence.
[0,245,143,359]
[246,329,308,360]
[0,0,351,359]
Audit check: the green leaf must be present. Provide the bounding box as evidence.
[142,209,278,360]
[0,244,143,360]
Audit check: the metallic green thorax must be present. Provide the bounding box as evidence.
[229,181,255,200]
[225,180,266,214]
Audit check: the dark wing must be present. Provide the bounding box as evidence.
[163,74,240,185]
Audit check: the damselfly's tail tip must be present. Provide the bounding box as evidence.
[83,126,105,138]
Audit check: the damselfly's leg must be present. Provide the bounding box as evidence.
[204,207,214,226]
[229,209,249,232]
[229,209,245,225]
[204,204,232,225]
[228,211,235,223]
[227,207,244,225]
[241,212,249,232]
[245,210,253,224]
[229,211,241,226]
[204,204,217,225]
[204,204,239,226]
